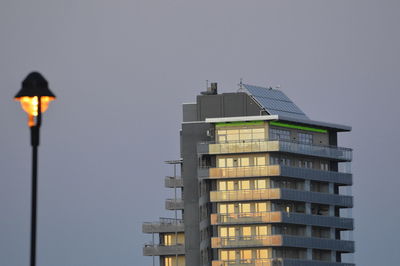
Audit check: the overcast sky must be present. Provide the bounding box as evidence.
[1,0,399,265]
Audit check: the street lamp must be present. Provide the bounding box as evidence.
[14,72,56,266]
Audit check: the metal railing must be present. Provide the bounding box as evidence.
[197,138,352,161]
[212,258,283,266]
[143,243,185,256]
[211,211,354,230]
[165,176,184,188]
[165,199,184,210]
[211,235,354,252]
[198,164,352,185]
[210,188,353,207]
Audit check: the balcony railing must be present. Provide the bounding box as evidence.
[210,188,280,202]
[198,165,352,185]
[165,176,184,188]
[210,212,354,230]
[211,235,282,248]
[210,188,353,207]
[212,258,283,266]
[142,217,184,233]
[212,259,355,266]
[211,235,354,252]
[197,139,352,161]
[143,243,185,256]
[165,199,184,210]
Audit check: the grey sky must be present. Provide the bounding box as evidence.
[0,0,399,265]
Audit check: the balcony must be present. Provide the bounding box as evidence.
[210,189,353,207]
[165,176,184,188]
[211,235,354,252]
[142,218,184,233]
[210,188,280,202]
[165,199,184,210]
[212,258,283,266]
[212,259,355,266]
[211,235,282,248]
[197,139,352,161]
[198,165,352,185]
[210,212,353,230]
[143,244,185,256]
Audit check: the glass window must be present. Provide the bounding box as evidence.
[298,132,313,144]
[229,250,236,260]
[240,129,252,141]
[218,158,226,168]
[226,181,234,191]
[255,156,266,166]
[257,249,269,259]
[256,202,268,212]
[220,227,227,237]
[226,158,233,167]
[270,156,278,165]
[240,249,252,260]
[240,203,251,213]
[218,181,226,191]
[256,225,268,236]
[240,157,250,166]
[253,128,265,140]
[270,128,291,141]
[220,250,228,260]
[164,257,172,266]
[242,226,252,236]
[240,180,250,190]
[255,179,267,189]
[320,162,329,171]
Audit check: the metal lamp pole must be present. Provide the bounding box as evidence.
[14,72,56,266]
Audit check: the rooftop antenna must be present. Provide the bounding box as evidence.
[237,78,244,92]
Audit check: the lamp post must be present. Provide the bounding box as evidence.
[14,72,56,266]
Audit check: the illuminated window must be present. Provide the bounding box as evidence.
[240,249,252,261]
[239,203,251,213]
[253,128,265,140]
[240,157,250,166]
[216,127,265,143]
[256,225,268,236]
[240,180,250,190]
[255,179,267,189]
[256,249,270,259]
[219,204,234,214]
[255,156,266,166]
[164,257,172,266]
[255,202,268,212]
[242,226,252,236]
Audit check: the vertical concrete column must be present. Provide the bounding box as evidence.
[329,205,335,216]
[304,180,311,191]
[328,182,334,194]
[305,203,311,215]
[307,248,313,260]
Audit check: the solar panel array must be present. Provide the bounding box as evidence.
[243,84,308,119]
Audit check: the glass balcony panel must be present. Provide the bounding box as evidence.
[198,139,352,161]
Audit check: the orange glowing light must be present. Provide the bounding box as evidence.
[16,96,55,117]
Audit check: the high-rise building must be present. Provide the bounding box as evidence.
[143,83,354,266]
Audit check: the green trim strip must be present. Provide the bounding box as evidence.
[270,121,328,133]
[216,121,264,127]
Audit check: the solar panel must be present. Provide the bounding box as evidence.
[243,84,308,119]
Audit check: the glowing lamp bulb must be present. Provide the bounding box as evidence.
[17,96,55,116]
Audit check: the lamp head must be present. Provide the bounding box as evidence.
[15,72,56,126]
